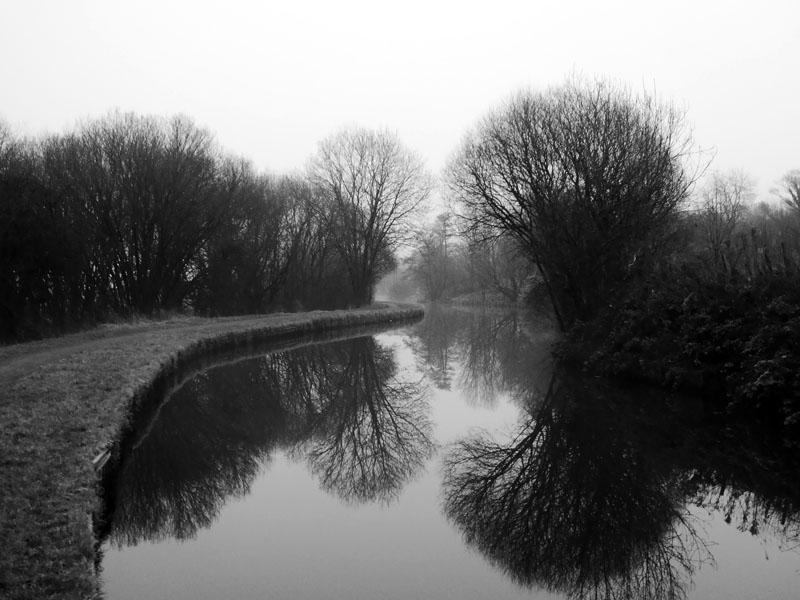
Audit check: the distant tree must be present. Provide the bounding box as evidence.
[774,169,800,214]
[697,170,754,265]
[448,78,699,329]
[463,229,531,303]
[408,231,447,301]
[309,127,432,306]
[741,201,800,276]
[406,213,456,301]
[0,119,12,158]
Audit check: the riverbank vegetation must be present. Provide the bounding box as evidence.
[564,211,800,427]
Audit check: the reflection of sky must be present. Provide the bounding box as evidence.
[106,454,553,600]
[101,327,800,600]
[381,331,521,444]
[102,330,541,600]
[687,506,800,600]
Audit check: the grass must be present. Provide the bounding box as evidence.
[0,304,423,600]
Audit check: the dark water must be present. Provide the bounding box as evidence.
[98,306,800,599]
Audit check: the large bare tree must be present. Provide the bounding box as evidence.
[447,78,699,328]
[309,127,431,305]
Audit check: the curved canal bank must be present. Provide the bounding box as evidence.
[0,304,423,600]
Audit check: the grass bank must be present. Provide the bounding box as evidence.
[0,304,423,600]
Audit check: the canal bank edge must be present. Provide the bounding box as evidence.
[0,304,424,600]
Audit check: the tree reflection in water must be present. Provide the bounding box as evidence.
[99,335,432,548]
[443,363,800,599]
[456,310,554,407]
[100,307,800,597]
[685,422,800,553]
[290,337,433,504]
[443,374,711,599]
[408,304,555,405]
[101,362,285,546]
[406,304,469,390]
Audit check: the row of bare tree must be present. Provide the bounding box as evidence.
[0,114,430,340]
[400,214,532,305]
[4,77,798,339]
[690,170,800,281]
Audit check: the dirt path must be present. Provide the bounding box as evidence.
[0,305,422,600]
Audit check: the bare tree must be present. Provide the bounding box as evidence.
[774,169,800,214]
[45,112,232,314]
[447,78,699,328]
[697,169,754,264]
[464,230,531,303]
[0,118,13,161]
[406,213,457,301]
[309,127,432,305]
[195,168,322,314]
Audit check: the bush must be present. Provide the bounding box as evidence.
[563,267,800,429]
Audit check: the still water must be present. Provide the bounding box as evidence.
[98,307,800,599]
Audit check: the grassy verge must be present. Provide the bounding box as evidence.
[0,304,423,600]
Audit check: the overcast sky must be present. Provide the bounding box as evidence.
[2,0,798,200]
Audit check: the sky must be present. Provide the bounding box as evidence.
[1,0,798,201]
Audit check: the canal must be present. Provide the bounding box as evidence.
[97,306,800,599]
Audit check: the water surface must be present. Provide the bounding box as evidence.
[99,307,800,599]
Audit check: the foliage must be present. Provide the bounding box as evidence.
[566,253,800,427]
[44,113,232,315]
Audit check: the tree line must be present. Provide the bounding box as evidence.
[4,77,799,350]
[0,114,429,341]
